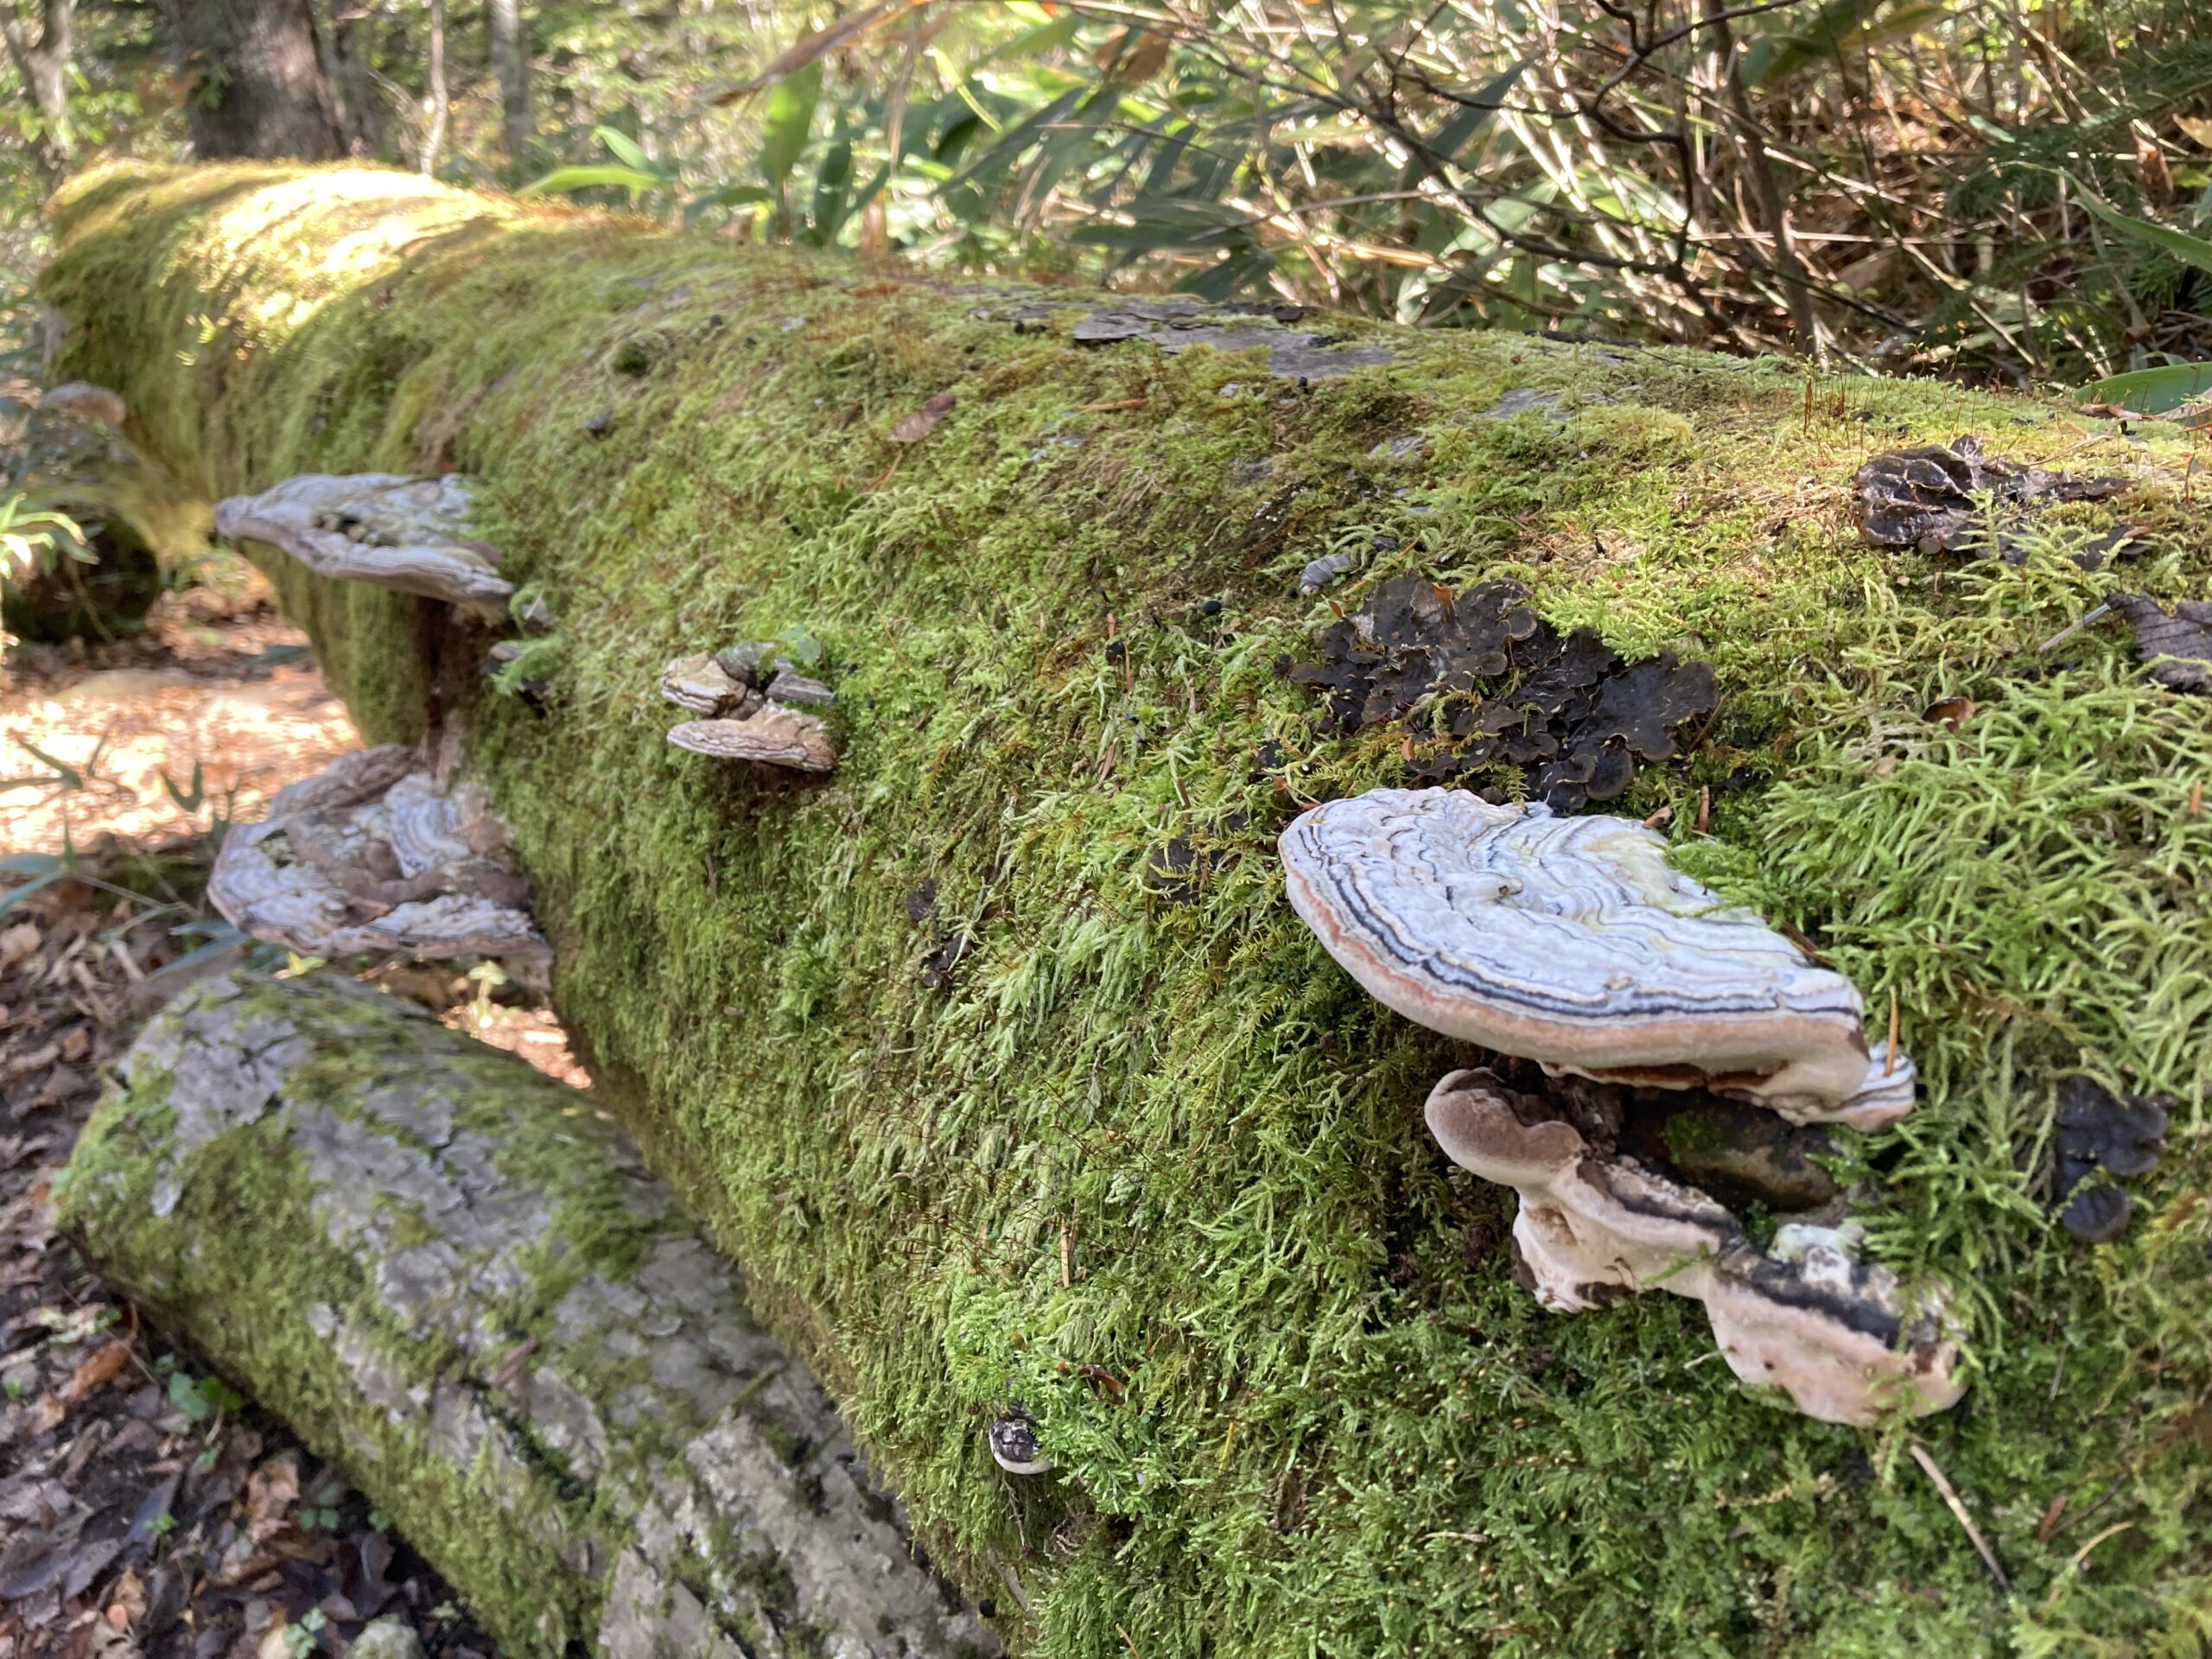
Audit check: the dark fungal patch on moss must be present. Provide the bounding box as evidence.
[1287,572,1718,809]
[42,159,2212,1659]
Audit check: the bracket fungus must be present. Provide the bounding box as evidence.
[1280,789,1911,1128]
[1426,1070,1963,1425]
[213,473,514,621]
[209,745,548,963]
[661,638,838,772]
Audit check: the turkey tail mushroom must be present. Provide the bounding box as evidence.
[209,745,548,963]
[1279,788,1911,1128]
[214,473,514,622]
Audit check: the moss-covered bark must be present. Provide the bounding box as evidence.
[57,972,990,1658]
[42,161,2212,1656]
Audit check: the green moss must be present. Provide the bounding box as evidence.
[45,161,2212,1656]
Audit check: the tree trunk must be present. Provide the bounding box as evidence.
[485,0,528,179]
[165,0,344,160]
[0,0,76,186]
[417,0,445,175]
[38,162,2212,1659]
[60,972,995,1659]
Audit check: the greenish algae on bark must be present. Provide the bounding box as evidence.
[43,160,2212,1656]
[57,971,992,1658]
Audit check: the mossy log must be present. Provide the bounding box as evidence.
[56,971,995,1658]
[42,162,2212,1655]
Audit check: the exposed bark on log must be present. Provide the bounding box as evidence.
[58,973,995,1659]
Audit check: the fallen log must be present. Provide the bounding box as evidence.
[56,971,994,1659]
[41,161,2212,1654]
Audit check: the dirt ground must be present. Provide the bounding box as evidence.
[0,570,575,1658]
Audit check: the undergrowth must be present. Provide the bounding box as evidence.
[42,161,2212,1656]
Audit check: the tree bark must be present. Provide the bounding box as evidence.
[417,0,445,175]
[165,0,345,160]
[485,0,528,179]
[60,972,995,1659]
[0,0,76,186]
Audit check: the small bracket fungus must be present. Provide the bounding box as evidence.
[988,1408,1053,1476]
[658,652,759,719]
[1280,789,1911,1128]
[210,745,548,963]
[1427,1070,1964,1425]
[213,473,514,621]
[662,635,838,772]
[667,704,836,772]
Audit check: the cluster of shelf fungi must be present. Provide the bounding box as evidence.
[200,444,2174,1493]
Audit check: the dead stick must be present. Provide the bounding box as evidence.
[1910,1443,2011,1593]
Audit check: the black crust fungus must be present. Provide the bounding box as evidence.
[2054,1075,2171,1242]
[1287,573,1718,811]
[2104,591,2212,694]
[1853,435,2124,555]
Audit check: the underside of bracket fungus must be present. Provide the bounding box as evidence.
[210,744,547,962]
[1425,1069,1962,1425]
[213,472,514,621]
[1279,788,1910,1128]
[659,638,837,772]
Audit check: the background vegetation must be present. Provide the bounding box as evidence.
[3,0,2210,397]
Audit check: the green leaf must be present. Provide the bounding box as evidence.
[0,869,60,920]
[683,182,773,224]
[2073,184,2212,276]
[522,164,667,200]
[1410,61,1527,178]
[2082,362,2212,415]
[168,1371,213,1423]
[760,60,823,192]
[0,853,60,876]
[810,137,855,239]
[1071,197,1252,253]
[593,125,659,175]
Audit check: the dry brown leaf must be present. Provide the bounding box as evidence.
[889,391,956,443]
[0,922,39,971]
[106,1564,146,1626]
[244,1452,300,1542]
[60,1027,89,1063]
[63,1339,132,1404]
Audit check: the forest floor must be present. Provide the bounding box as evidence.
[0,568,572,1657]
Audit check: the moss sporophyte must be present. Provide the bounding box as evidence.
[44,160,2212,1656]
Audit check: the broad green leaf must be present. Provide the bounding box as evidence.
[593,125,660,176]
[811,137,855,240]
[2074,184,2212,276]
[2082,362,2212,415]
[0,853,60,875]
[1745,0,1948,86]
[523,164,666,199]
[760,60,823,192]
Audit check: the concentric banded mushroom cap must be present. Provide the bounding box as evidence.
[1282,789,1891,1119]
[214,473,512,621]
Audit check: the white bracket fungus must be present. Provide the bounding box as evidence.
[213,473,514,622]
[1427,1069,1963,1425]
[1279,788,1911,1129]
[210,745,549,962]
